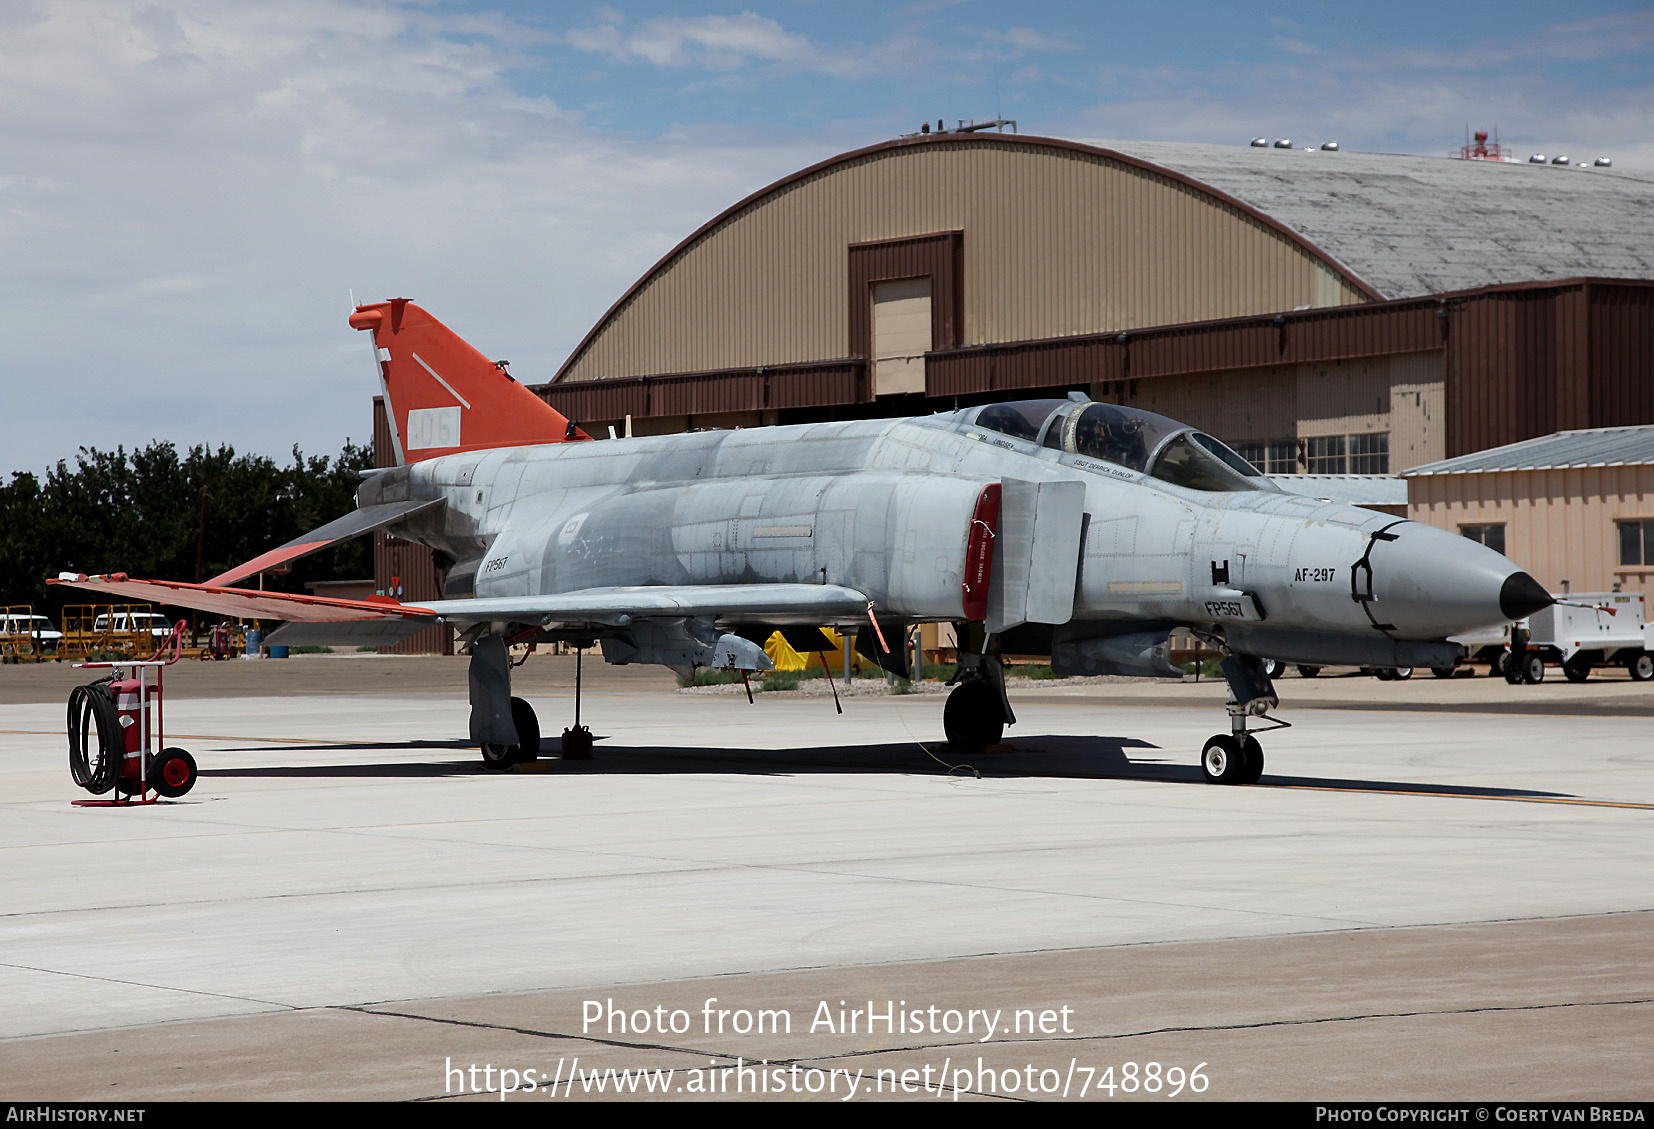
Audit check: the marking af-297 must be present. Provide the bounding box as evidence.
[57,301,1552,783]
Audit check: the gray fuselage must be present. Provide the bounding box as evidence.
[373,404,1528,666]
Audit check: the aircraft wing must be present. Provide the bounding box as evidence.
[420,584,873,627]
[203,498,444,586]
[49,573,439,623]
[50,574,871,631]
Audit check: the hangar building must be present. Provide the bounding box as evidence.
[536,131,1654,474]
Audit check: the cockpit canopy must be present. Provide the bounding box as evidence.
[970,399,1271,493]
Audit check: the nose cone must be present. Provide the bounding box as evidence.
[1370,523,1549,638]
[1500,571,1554,621]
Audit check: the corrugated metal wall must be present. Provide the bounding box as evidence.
[1447,281,1654,456]
[1589,284,1654,428]
[1409,464,1654,595]
[557,137,1368,384]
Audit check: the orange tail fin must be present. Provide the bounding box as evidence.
[350,299,589,464]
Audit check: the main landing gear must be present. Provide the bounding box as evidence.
[1200,654,1289,785]
[470,633,543,769]
[944,624,1016,750]
[470,630,596,768]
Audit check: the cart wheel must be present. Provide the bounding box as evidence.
[152,748,197,798]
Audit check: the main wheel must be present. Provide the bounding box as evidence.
[944,681,1004,749]
[1237,735,1265,784]
[511,697,540,762]
[1201,735,1247,784]
[480,698,541,768]
[1521,654,1545,684]
[1296,665,1320,678]
[152,748,197,798]
[1627,653,1654,682]
[1563,656,1591,684]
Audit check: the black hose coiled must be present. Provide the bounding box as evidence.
[68,677,122,795]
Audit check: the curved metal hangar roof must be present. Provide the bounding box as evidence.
[1084,138,1654,300]
[552,132,1654,386]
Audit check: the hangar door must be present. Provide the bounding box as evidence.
[872,277,930,396]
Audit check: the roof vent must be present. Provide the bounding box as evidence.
[1551,155,1569,165]
[1250,137,1268,147]
[1529,154,1546,164]
[1273,138,1292,149]
[1320,141,1339,151]
[1594,157,1613,167]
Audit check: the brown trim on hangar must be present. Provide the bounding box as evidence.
[541,357,866,421]
[549,133,1385,384]
[537,277,1654,459]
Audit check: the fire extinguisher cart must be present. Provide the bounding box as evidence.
[67,621,197,806]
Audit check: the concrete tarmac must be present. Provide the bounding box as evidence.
[1,655,1650,1102]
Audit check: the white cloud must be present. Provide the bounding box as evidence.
[565,10,811,70]
[0,0,823,476]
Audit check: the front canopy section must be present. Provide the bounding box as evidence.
[968,399,1272,493]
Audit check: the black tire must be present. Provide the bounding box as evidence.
[152,748,197,798]
[1201,735,1246,784]
[511,697,540,762]
[1563,656,1591,684]
[1392,667,1413,681]
[480,698,541,768]
[1237,735,1265,784]
[1431,666,1456,679]
[1296,665,1320,678]
[1373,667,1393,681]
[1503,652,1524,684]
[1627,653,1654,682]
[944,681,1004,749]
[1522,654,1545,684]
[1259,658,1282,679]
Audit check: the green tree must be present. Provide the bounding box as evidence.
[2,440,375,623]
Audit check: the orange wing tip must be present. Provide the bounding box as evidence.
[349,308,383,331]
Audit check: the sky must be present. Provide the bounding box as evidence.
[2,0,1650,478]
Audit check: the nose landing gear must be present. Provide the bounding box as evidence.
[1200,654,1289,785]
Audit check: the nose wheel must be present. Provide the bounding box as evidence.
[1201,734,1264,785]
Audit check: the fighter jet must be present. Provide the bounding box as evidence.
[55,300,1552,784]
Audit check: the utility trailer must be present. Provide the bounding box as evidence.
[1507,592,1652,684]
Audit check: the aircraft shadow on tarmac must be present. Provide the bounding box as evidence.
[199,733,1573,799]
